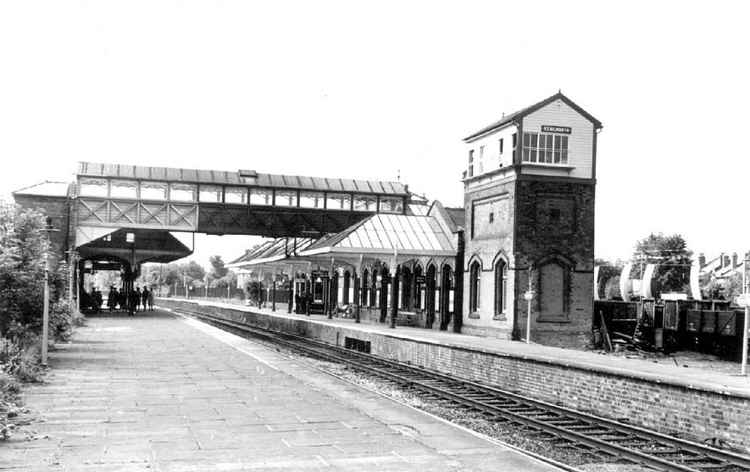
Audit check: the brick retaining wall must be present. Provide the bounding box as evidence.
[160,298,750,453]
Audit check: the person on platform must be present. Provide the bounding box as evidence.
[147,287,155,311]
[108,286,118,312]
[134,287,142,312]
[128,288,137,315]
[118,287,127,311]
[141,287,149,312]
[92,288,103,314]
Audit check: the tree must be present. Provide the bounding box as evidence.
[703,272,743,301]
[0,203,72,340]
[137,260,206,291]
[633,233,692,294]
[208,256,228,280]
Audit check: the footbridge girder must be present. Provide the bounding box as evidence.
[75,162,409,237]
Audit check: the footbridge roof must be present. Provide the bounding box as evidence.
[77,162,408,196]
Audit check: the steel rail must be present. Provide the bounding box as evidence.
[177,308,750,472]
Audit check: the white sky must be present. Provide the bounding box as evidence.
[1,1,749,267]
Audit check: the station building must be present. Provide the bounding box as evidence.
[461,92,601,346]
[229,92,602,347]
[12,92,601,348]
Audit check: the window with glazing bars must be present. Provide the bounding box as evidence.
[523,132,569,164]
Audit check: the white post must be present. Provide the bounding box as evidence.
[42,252,50,366]
[742,253,749,376]
[525,266,534,344]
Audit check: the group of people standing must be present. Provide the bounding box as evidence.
[106,286,154,315]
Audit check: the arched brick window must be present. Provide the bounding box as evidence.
[469,261,481,313]
[494,259,507,317]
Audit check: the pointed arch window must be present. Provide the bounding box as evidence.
[469,261,481,313]
[494,259,507,317]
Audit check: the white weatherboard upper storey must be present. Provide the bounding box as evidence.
[464,95,598,182]
[522,98,595,180]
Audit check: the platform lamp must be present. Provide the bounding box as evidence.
[523,266,535,344]
[126,232,135,314]
[40,217,60,367]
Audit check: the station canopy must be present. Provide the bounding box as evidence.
[228,210,457,275]
[300,214,455,258]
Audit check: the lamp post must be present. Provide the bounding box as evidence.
[126,232,135,315]
[39,217,59,366]
[524,266,535,344]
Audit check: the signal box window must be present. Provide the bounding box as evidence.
[523,132,569,164]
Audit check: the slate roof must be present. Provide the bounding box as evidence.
[463,92,603,142]
[77,162,408,196]
[444,207,466,230]
[300,214,456,257]
[12,181,71,198]
[227,237,318,267]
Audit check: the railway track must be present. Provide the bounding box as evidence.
[176,308,750,472]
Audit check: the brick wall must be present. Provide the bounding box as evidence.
[160,298,750,453]
[462,177,516,336]
[513,178,595,345]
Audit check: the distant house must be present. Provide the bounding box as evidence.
[699,252,747,299]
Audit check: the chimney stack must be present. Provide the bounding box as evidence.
[698,253,706,268]
[733,252,738,268]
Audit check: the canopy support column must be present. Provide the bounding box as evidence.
[288,268,294,314]
[453,229,465,333]
[271,271,277,312]
[327,258,335,319]
[390,265,400,329]
[353,271,361,323]
[379,271,388,323]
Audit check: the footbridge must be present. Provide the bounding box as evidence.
[74,162,408,237]
[12,162,409,300]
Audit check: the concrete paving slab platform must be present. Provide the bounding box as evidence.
[177,299,750,398]
[3,311,563,472]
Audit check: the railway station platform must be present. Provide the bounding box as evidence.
[5,310,563,471]
[158,298,750,454]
